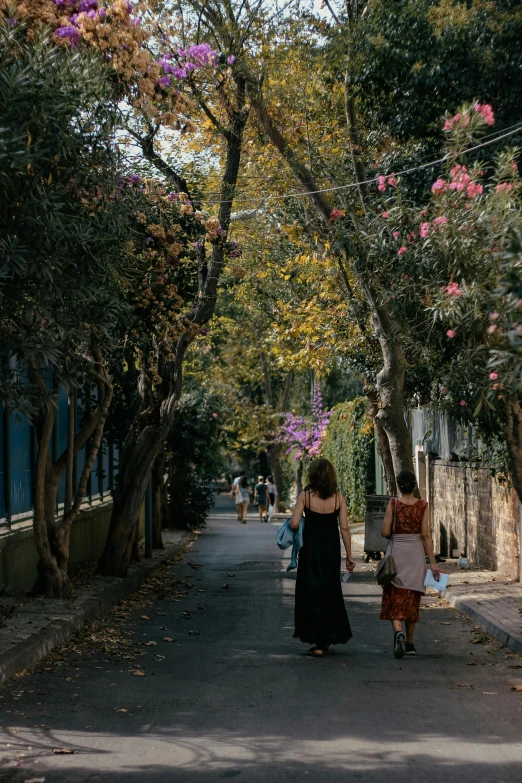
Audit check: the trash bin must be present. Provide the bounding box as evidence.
[364,495,390,561]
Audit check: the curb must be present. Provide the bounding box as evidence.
[443,586,522,656]
[0,532,193,685]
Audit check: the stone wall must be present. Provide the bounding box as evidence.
[429,460,520,579]
[0,500,145,593]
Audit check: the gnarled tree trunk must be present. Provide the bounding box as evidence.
[98,97,248,578]
[30,344,113,597]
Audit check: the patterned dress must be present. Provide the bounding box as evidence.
[379,499,428,623]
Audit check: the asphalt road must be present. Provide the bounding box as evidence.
[2,494,522,782]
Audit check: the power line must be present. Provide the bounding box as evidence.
[196,121,522,206]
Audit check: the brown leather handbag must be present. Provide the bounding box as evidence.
[374,498,397,587]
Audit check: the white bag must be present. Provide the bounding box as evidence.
[268,503,275,520]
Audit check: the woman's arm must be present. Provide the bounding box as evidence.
[380,499,394,538]
[339,495,356,572]
[421,504,441,579]
[289,491,305,529]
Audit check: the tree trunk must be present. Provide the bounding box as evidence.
[505,398,522,506]
[367,392,397,496]
[30,346,113,597]
[98,96,248,578]
[296,460,304,496]
[152,447,166,548]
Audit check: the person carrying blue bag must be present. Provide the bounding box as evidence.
[281,458,355,658]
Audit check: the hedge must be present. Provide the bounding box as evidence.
[322,397,375,522]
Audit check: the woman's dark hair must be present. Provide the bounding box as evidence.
[396,469,417,495]
[305,458,338,499]
[267,475,273,482]
[240,476,248,488]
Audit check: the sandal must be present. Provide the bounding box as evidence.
[308,647,328,658]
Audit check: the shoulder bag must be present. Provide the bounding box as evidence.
[374,498,397,587]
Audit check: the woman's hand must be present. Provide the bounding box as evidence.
[430,563,441,580]
[346,557,356,573]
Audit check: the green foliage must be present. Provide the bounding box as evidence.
[165,390,225,530]
[322,397,375,522]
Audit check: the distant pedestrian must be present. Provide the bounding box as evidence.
[380,469,441,658]
[266,475,278,511]
[231,471,246,521]
[237,475,250,523]
[254,476,269,522]
[289,458,355,657]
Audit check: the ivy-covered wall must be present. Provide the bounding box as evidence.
[322,397,375,522]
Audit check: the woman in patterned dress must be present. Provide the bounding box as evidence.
[380,470,441,658]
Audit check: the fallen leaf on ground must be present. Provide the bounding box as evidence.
[482,692,497,695]
[43,668,53,673]
[65,677,72,682]
[466,662,477,666]
[116,708,127,713]
[227,574,235,578]
[145,641,157,647]
[508,665,522,669]
[182,610,191,616]
[162,637,175,642]
[221,584,229,589]
[454,683,473,689]
[52,748,75,754]
[511,685,522,692]
[24,778,45,782]
[130,671,145,677]
[188,630,200,635]
[140,616,150,620]
[439,622,451,625]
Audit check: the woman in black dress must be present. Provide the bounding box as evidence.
[289,458,355,657]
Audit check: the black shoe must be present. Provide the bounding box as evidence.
[405,643,417,656]
[394,631,406,659]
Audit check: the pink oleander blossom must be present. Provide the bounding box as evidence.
[487,324,497,334]
[475,103,495,126]
[420,222,430,238]
[378,175,387,192]
[382,211,390,218]
[392,231,400,238]
[434,216,447,225]
[397,246,407,255]
[431,178,447,193]
[446,329,456,338]
[466,182,483,198]
[446,282,462,296]
[330,208,344,221]
[496,182,513,192]
[449,164,470,191]
[460,400,467,406]
[489,312,500,321]
[489,372,498,381]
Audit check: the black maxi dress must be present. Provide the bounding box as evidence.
[294,496,352,649]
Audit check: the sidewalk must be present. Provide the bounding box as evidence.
[0,530,193,685]
[351,528,522,655]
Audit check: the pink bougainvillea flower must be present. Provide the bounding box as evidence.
[212,413,218,418]
[397,246,407,255]
[466,182,483,198]
[329,208,344,221]
[489,372,499,381]
[446,282,462,296]
[392,231,400,238]
[487,324,497,334]
[382,211,390,218]
[495,182,513,192]
[489,311,500,320]
[377,175,387,192]
[460,400,467,406]
[475,102,495,125]
[434,216,447,225]
[419,222,430,238]
[431,178,447,193]
[446,329,456,338]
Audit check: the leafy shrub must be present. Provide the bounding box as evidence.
[322,397,375,522]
